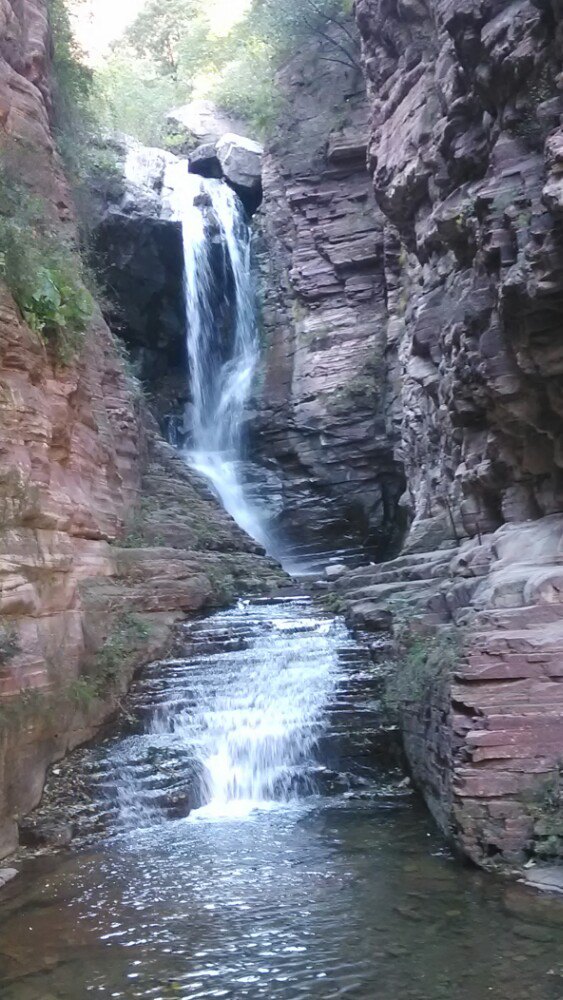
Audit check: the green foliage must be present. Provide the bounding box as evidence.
[252,0,357,63]
[208,38,284,135]
[209,0,357,133]
[92,612,152,683]
[99,0,358,142]
[125,0,206,78]
[0,625,20,665]
[0,688,48,731]
[384,624,460,720]
[114,506,150,547]
[0,612,153,731]
[50,0,97,180]
[66,676,101,710]
[96,52,190,146]
[321,592,346,614]
[523,765,563,860]
[0,156,93,361]
[205,566,235,606]
[50,1,122,262]
[0,4,96,361]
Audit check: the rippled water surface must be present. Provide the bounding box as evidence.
[1,599,562,999]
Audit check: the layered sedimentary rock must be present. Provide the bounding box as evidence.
[0,0,282,859]
[333,513,563,864]
[356,0,563,543]
[90,138,187,390]
[252,35,405,562]
[324,0,563,866]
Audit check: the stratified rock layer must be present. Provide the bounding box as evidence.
[333,514,563,865]
[0,0,283,859]
[252,35,405,563]
[326,0,563,867]
[356,0,563,543]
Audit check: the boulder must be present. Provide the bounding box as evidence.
[166,99,248,153]
[216,133,263,213]
[325,563,346,581]
[0,868,18,888]
[189,143,222,180]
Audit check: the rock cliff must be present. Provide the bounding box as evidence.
[356,0,563,543]
[0,0,282,859]
[251,33,405,566]
[329,0,563,866]
[254,1,563,866]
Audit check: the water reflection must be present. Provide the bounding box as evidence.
[0,600,562,998]
[2,797,563,998]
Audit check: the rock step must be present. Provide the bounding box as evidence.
[33,598,400,844]
[336,562,454,600]
[473,603,563,630]
[336,548,454,585]
[345,578,442,602]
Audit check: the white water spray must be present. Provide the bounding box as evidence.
[148,602,339,820]
[167,162,269,548]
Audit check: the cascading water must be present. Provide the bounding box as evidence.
[167,161,270,549]
[148,601,341,820]
[71,599,357,827]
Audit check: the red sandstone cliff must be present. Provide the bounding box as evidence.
[254,0,563,867]
[0,0,282,858]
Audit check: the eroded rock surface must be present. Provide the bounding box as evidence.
[252,34,405,565]
[333,514,563,866]
[320,0,563,868]
[356,0,563,544]
[0,0,283,860]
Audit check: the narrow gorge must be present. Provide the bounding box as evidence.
[1,0,563,997]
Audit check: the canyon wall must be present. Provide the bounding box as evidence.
[255,1,563,866]
[0,0,282,858]
[344,0,563,866]
[356,0,563,544]
[252,35,405,564]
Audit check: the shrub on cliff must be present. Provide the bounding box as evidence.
[522,765,563,860]
[98,0,359,141]
[252,0,359,69]
[50,0,104,190]
[208,37,283,135]
[0,2,103,359]
[49,1,122,248]
[208,0,359,133]
[383,623,460,720]
[96,53,190,147]
[0,152,93,363]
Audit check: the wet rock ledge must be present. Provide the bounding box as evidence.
[0,1,285,863]
[327,514,563,872]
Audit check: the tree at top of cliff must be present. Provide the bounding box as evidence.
[251,0,359,71]
[206,0,360,134]
[125,0,212,80]
[93,0,360,143]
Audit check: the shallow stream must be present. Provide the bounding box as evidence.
[1,598,562,999]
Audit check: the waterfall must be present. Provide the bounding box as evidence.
[147,601,340,820]
[167,161,269,549]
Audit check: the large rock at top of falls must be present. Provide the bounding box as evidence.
[188,133,264,215]
[166,99,248,153]
[89,137,187,385]
[189,142,223,180]
[216,134,264,214]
